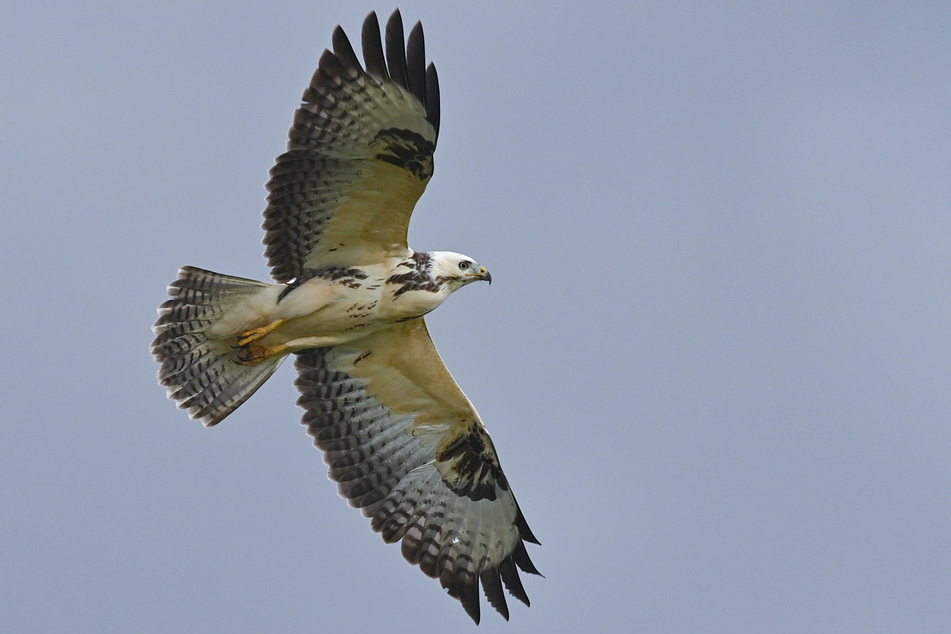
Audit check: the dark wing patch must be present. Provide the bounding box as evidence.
[262,10,440,283]
[293,320,539,623]
[373,128,435,180]
[436,423,510,502]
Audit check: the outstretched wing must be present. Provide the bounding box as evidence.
[294,319,540,623]
[263,10,440,282]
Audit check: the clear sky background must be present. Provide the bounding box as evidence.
[3,1,950,632]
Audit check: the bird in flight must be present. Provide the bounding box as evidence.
[151,9,539,624]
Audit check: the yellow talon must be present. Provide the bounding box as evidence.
[237,319,285,346]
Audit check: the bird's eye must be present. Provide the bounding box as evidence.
[458,261,470,270]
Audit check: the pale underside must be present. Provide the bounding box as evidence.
[262,11,437,276]
[294,318,539,622]
[154,9,538,624]
[262,12,540,621]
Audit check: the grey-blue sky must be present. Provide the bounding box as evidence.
[3,1,950,632]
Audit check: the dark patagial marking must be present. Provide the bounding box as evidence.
[318,267,369,282]
[437,424,509,502]
[280,266,369,300]
[386,251,440,297]
[373,127,435,180]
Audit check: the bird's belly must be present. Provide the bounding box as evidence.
[280,300,388,348]
[259,281,396,350]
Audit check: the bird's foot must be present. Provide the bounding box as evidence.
[237,319,285,347]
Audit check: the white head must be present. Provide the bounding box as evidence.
[387,251,491,314]
[430,251,492,291]
[386,251,491,319]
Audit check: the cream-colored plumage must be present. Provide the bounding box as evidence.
[151,10,538,624]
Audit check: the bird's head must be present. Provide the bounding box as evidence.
[431,251,492,291]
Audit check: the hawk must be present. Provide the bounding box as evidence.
[151,10,539,624]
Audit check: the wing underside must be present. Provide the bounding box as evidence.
[263,10,440,282]
[294,318,540,623]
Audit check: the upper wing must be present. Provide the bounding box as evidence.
[294,319,540,623]
[263,10,440,282]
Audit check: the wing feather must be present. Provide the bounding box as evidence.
[425,63,440,137]
[481,567,509,621]
[406,22,428,107]
[385,10,408,87]
[361,11,388,80]
[293,319,539,623]
[263,10,439,282]
[331,25,361,70]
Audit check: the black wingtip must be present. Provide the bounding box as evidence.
[515,499,541,545]
[481,568,510,621]
[512,540,542,577]
[442,569,482,625]
[358,10,440,135]
[406,21,427,106]
[361,11,387,80]
[460,586,481,625]
[426,63,440,136]
[384,9,408,87]
[331,24,361,71]
[498,556,531,607]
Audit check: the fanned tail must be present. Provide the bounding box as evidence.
[151,266,285,426]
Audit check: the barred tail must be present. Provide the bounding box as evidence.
[151,266,285,426]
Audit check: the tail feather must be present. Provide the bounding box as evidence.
[151,266,284,426]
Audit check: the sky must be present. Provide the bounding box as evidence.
[3,1,951,632]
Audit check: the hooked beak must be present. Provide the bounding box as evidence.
[465,267,491,284]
